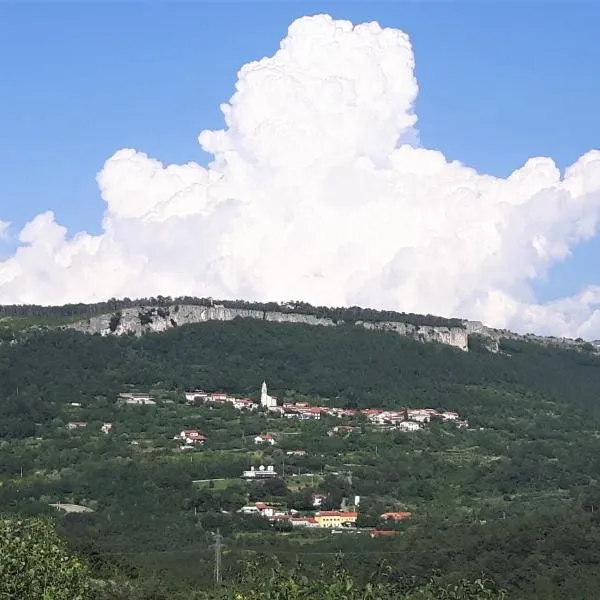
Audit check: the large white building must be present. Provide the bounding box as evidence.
[260,381,278,409]
[241,465,278,479]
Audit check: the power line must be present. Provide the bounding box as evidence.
[99,545,409,558]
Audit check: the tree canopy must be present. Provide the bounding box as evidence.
[0,516,89,600]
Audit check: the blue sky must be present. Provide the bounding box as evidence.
[1,1,599,302]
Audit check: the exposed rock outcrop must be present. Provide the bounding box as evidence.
[69,304,470,351]
[66,303,600,355]
[358,321,469,351]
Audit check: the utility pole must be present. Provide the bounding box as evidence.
[212,528,224,585]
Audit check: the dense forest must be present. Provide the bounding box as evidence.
[0,296,465,328]
[2,318,600,598]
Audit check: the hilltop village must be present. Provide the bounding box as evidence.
[65,381,468,534]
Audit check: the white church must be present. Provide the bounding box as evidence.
[260,381,278,409]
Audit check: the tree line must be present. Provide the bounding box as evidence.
[0,296,465,328]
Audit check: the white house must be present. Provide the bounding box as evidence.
[232,398,257,411]
[312,493,327,507]
[238,504,261,515]
[184,390,208,404]
[441,411,459,421]
[238,502,277,518]
[254,433,276,445]
[118,393,156,405]
[176,429,207,445]
[408,410,431,423]
[101,422,113,434]
[397,421,421,432]
[66,421,87,430]
[241,465,278,479]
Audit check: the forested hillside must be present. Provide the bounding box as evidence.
[1,318,599,434]
[2,319,600,598]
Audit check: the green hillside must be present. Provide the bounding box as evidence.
[1,318,600,598]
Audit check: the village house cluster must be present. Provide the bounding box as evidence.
[184,381,468,431]
[236,499,412,532]
[65,381,467,445]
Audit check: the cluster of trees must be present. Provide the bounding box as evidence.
[204,561,507,600]
[0,516,89,599]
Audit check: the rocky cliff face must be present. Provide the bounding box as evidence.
[68,304,471,351]
[67,303,599,355]
[358,320,469,351]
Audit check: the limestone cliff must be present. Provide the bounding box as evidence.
[66,302,600,355]
[68,304,470,351]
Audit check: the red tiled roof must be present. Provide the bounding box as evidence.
[381,512,412,521]
[371,529,399,537]
[291,516,316,523]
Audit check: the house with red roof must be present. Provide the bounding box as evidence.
[176,429,207,445]
[371,529,400,538]
[254,433,276,445]
[381,511,412,521]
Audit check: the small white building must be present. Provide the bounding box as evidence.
[238,502,277,517]
[312,493,327,507]
[408,410,431,423]
[118,393,156,405]
[176,429,207,445]
[241,465,278,479]
[397,421,421,432]
[232,398,257,411]
[184,390,208,404]
[254,433,276,445]
[101,422,113,434]
[66,421,87,430]
[441,411,459,421]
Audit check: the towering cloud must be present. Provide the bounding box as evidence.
[1,15,600,337]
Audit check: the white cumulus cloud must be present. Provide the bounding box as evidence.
[1,14,600,337]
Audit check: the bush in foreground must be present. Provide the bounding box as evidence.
[0,516,90,600]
